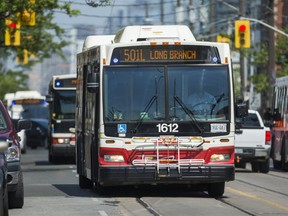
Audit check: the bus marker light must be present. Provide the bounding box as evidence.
[162,42,169,45]
[150,42,157,46]
[225,57,228,63]
[105,140,115,144]
[174,42,181,45]
[103,58,106,65]
[220,139,230,143]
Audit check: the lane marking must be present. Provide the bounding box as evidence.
[226,186,288,212]
[99,210,108,216]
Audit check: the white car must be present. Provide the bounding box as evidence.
[235,109,271,173]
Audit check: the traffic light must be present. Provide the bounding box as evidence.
[20,9,35,26]
[20,0,36,26]
[17,49,29,64]
[5,18,21,46]
[217,35,230,43]
[234,20,250,48]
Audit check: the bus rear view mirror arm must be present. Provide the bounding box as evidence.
[87,73,99,93]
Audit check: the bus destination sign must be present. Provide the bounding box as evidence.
[13,99,44,105]
[54,78,77,89]
[111,45,220,65]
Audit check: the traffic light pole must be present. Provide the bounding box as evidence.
[239,0,246,101]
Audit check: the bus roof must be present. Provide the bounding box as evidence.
[82,35,114,51]
[14,90,43,100]
[114,25,196,43]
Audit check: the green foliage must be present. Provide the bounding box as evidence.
[85,0,111,7]
[275,28,288,77]
[250,73,269,93]
[246,43,269,93]
[0,66,29,100]
[0,0,80,97]
[1,0,81,62]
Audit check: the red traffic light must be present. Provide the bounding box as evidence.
[9,22,17,28]
[239,25,246,32]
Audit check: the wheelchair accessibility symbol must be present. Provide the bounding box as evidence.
[117,124,127,133]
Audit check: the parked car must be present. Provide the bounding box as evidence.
[0,140,8,216]
[235,109,271,173]
[0,100,31,208]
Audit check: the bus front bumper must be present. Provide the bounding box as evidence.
[51,144,75,157]
[98,165,235,186]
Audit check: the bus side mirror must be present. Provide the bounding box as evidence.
[46,94,53,103]
[236,103,248,118]
[87,73,99,93]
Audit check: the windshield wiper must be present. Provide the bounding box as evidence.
[211,93,225,115]
[174,96,203,134]
[131,95,157,133]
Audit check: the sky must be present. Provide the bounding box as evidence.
[54,0,139,34]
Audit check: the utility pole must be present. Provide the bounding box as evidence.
[210,0,215,41]
[267,1,275,111]
[160,0,164,24]
[239,0,246,100]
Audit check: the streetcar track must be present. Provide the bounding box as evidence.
[267,171,288,180]
[235,178,288,198]
[136,197,162,216]
[217,197,255,216]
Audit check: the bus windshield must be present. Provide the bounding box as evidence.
[52,90,76,120]
[103,65,229,123]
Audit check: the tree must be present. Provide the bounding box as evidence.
[275,28,288,77]
[0,0,80,65]
[0,0,110,98]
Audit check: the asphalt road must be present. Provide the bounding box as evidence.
[8,147,288,216]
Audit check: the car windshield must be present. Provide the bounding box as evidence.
[103,65,230,123]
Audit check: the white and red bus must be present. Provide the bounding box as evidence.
[46,74,77,163]
[271,76,288,170]
[76,25,247,197]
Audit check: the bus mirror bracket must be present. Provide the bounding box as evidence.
[87,72,99,93]
[235,102,248,118]
[46,94,53,103]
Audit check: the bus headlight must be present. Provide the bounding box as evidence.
[58,138,70,144]
[6,146,20,161]
[104,155,124,162]
[210,154,230,162]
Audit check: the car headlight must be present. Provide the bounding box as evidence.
[6,146,20,161]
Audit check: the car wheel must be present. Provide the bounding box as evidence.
[0,182,9,216]
[207,182,225,198]
[8,171,24,208]
[251,162,259,172]
[259,159,270,173]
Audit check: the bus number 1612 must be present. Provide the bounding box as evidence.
[156,123,179,133]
